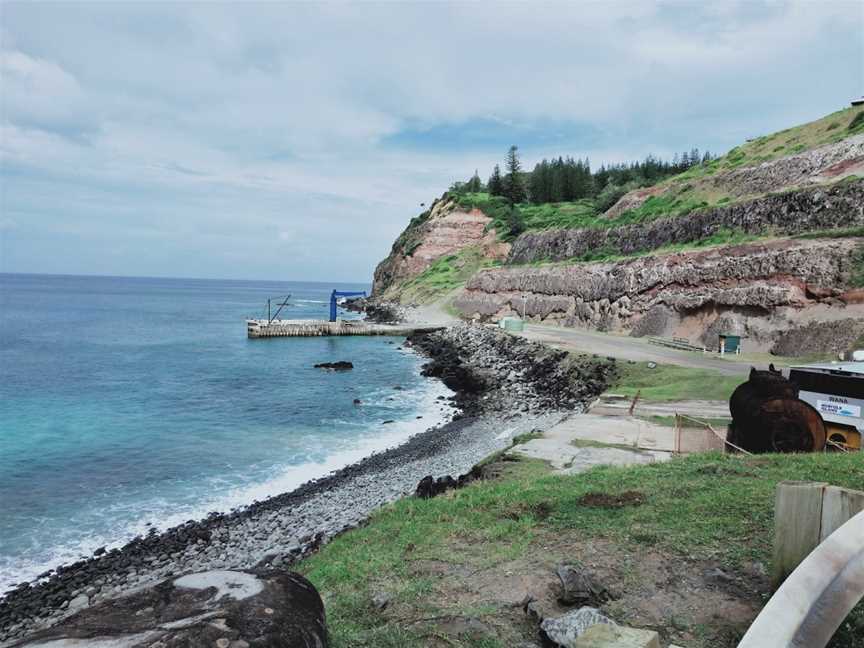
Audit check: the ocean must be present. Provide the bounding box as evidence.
[0,273,449,594]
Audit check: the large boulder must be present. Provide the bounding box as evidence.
[11,569,328,648]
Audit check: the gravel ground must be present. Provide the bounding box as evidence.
[0,324,615,645]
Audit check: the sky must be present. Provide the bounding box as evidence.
[1,1,862,282]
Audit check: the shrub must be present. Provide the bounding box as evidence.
[594,182,632,213]
[849,110,864,134]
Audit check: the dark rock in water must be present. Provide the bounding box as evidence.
[393,385,403,390]
[415,466,482,499]
[353,398,362,405]
[93,546,106,557]
[555,564,611,606]
[314,361,353,371]
[13,569,328,648]
[382,420,395,425]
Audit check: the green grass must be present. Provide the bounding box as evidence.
[394,246,501,303]
[518,199,599,230]
[676,105,864,181]
[610,362,743,402]
[793,224,864,240]
[298,452,864,647]
[456,193,602,233]
[616,191,712,222]
[638,414,732,428]
[849,243,864,288]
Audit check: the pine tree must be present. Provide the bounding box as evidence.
[529,162,547,204]
[467,169,482,193]
[504,145,526,204]
[488,164,504,197]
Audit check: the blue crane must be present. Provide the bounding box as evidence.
[330,290,367,322]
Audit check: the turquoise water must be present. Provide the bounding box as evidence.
[0,274,447,593]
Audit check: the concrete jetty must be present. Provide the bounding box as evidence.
[246,319,441,338]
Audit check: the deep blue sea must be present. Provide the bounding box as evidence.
[0,274,449,593]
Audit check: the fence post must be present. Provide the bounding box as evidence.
[821,485,864,542]
[773,481,828,587]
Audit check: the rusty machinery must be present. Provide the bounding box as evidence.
[728,365,826,453]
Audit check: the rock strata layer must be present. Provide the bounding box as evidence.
[455,238,862,349]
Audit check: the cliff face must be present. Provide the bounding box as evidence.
[454,238,864,350]
[508,179,864,264]
[372,196,509,300]
[373,112,864,352]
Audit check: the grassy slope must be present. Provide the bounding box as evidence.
[298,452,864,648]
[610,361,743,402]
[455,106,864,235]
[600,105,864,225]
[678,105,864,180]
[395,246,502,303]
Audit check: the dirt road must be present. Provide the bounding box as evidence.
[518,323,754,376]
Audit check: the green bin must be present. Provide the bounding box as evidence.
[499,317,524,332]
[719,334,740,353]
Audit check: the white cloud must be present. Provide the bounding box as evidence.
[0,1,861,280]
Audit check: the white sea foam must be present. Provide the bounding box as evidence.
[0,373,455,595]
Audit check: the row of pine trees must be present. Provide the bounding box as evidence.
[455,145,713,206]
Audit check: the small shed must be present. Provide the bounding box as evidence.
[719,333,742,354]
[851,97,864,107]
[499,316,524,332]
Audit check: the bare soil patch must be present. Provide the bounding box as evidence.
[577,490,647,508]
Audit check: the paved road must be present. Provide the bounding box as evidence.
[518,323,753,376]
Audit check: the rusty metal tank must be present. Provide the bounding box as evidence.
[727,365,826,453]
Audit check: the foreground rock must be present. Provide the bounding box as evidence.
[415,465,482,499]
[10,569,327,648]
[540,607,615,646]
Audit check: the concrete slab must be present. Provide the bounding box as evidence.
[591,397,731,419]
[552,414,677,452]
[509,414,671,473]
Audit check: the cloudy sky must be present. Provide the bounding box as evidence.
[1,1,862,282]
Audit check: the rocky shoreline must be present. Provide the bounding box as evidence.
[0,324,615,645]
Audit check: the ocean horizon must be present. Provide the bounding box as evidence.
[0,273,450,594]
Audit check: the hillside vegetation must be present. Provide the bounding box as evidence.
[374,105,864,303]
[454,105,864,236]
[395,246,501,303]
